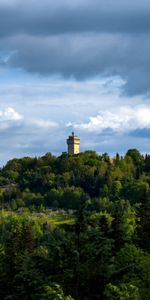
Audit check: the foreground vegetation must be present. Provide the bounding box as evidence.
[0,149,150,299]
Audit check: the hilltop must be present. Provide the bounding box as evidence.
[0,148,149,211]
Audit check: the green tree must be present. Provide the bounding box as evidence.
[113,244,150,300]
[111,200,136,252]
[104,283,140,300]
[126,149,143,166]
[136,191,150,251]
[111,180,122,200]
[41,284,74,300]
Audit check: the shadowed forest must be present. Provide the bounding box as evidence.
[0,149,150,299]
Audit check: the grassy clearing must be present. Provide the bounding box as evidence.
[0,209,75,227]
[47,213,74,225]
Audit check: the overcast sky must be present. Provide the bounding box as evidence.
[0,0,150,164]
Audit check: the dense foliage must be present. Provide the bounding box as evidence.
[0,149,150,299]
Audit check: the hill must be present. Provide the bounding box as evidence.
[0,149,150,299]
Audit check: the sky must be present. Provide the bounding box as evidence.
[1,0,150,164]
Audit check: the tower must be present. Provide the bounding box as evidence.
[67,132,80,155]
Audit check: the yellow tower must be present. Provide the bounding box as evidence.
[67,132,80,155]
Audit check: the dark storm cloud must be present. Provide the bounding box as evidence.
[3,33,150,96]
[0,0,150,36]
[1,0,150,96]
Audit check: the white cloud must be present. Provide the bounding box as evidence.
[2,107,23,121]
[0,107,23,132]
[0,107,23,122]
[70,106,150,133]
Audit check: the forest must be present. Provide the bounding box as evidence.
[0,148,150,299]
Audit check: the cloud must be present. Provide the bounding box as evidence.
[130,128,150,138]
[0,107,23,122]
[0,1,149,95]
[0,107,23,132]
[2,107,23,121]
[70,106,150,133]
[0,75,148,164]
[1,1,150,163]
[0,0,150,37]
[0,107,58,133]
[1,32,149,96]
[31,119,58,129]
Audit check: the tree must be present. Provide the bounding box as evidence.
[111,200,136,252]
[126,149,143,166]
[104,283,140,300]
[113,244,150,300]
[41,284,74,300]
[111,180,122,200]
[136,191,150,251]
